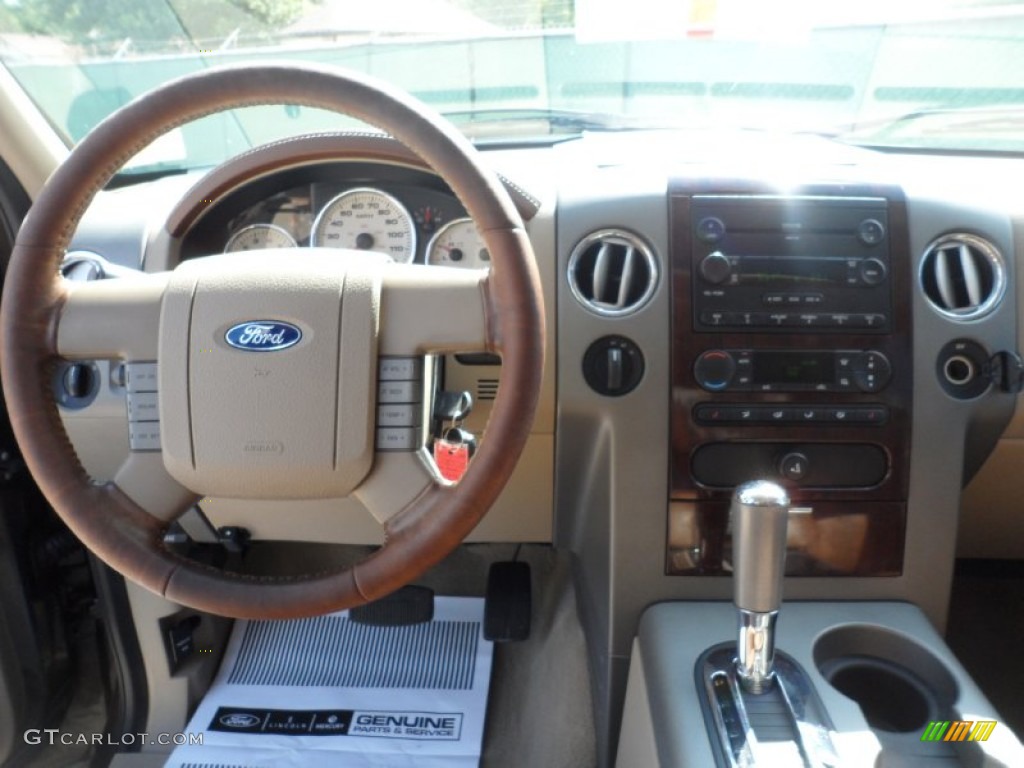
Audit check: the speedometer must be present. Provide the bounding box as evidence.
[311,188,416,263]
[224,223,297,252]
[426,218,490,269]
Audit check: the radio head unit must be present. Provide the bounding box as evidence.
[692,195,892,332]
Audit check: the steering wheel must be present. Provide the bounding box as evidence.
[0,63,544,619]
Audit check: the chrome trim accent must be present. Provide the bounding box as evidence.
[919,232,1006,321]
[566,228,658,317]
[700,644,839,768]
[737,609,778,694]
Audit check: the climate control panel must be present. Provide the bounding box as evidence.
[693,349,891,393]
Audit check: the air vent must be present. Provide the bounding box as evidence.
[476,378,499,401]
[568,229,658,316]
[919,234,1005,321]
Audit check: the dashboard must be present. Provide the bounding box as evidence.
[54,130,1024,756]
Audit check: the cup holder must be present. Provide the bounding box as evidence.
[814,624,959,736]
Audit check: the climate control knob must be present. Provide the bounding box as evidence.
[699,251,732,285]
[695,350,737,391]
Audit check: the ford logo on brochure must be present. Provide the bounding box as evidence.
[218,713,261,728]
[225,321,302,352]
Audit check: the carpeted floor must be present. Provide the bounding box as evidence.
[945,558,1024,741]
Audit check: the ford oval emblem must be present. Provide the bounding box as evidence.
[218,713,261,728]
[225,321,302,352]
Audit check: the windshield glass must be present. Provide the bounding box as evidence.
[2,0,1023,173]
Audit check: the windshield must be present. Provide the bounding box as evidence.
[2,0,1023,173]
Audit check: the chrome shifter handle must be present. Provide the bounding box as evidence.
[731,479,790,693]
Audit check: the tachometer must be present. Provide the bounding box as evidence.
[311,187,416,263]
[224,223,297,252]
[426,218,490,269]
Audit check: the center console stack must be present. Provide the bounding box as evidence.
[668,186,912,578]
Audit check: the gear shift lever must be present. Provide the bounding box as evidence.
[731,479,790,694]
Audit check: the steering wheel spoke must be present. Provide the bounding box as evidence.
[57,273,168,360]
[379,263,492,356]
[113,451,198,523]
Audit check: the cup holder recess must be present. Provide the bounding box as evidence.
[814,625,959,736]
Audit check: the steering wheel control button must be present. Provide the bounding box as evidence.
[937,339,991,399]
[378,357,423,381]
[377,404,421,428]
[376,427,419,452]
[374,357,425,451]
[582,336,645,396]
[125,362,159,393]
[128,421,162,452]
[779,452,809,481]
[127,392,159,421]
[378,380,421,403]
[694,350,736,391]
[122,361,161,451]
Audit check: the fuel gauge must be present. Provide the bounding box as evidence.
[426,218,490,269]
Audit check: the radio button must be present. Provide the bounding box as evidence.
[857,218,886,246]
[797,313,821,327]
[767,313,789,326]
[802,293,825,305]
[697,216,726,243]
[863,313,888,328]
[699,251,732,284]
[763,293,786,306]
[860,258,887,285]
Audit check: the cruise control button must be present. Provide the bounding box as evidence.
[126,362,158,393]
[128,421,161,451]
[127,391,159,422]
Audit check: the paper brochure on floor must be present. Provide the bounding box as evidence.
[165,596,494,767]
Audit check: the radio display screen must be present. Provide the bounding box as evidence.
[753,352,834,384]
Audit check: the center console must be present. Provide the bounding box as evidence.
[668,187,912,578]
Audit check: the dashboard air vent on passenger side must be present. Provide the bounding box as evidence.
[920,234,1005,321]
[568,229,658,316]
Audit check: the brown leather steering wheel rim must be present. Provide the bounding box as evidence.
[0,63,544,619]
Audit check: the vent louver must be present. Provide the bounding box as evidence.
[920,234,1005,321]
[477,378,499,401]
[568,229,658,316]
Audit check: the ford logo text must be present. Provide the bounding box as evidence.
[225,321,302,352]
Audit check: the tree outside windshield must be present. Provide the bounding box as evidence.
[1,0,1023,167]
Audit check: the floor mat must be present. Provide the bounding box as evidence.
[166,597,493,767]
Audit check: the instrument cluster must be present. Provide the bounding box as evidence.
[185,171,489,270]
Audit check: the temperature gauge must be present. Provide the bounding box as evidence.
[224,223,297,252]
[426,218,490,269]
